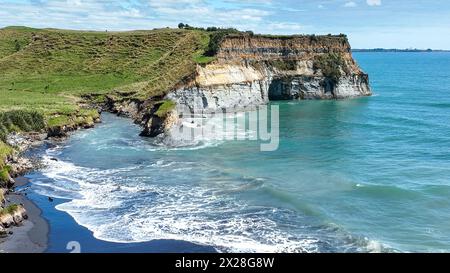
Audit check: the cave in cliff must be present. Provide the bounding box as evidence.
[268,76,336,101]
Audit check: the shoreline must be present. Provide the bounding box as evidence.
[1,174,217,253]
[0,121,92,253]
[1,117,98,252]
[0,177,49,253]
[1,116,218,253]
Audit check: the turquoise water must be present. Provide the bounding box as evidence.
[30,52,450,252]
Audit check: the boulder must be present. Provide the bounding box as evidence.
[0,225,7,237]
[6,155,34,178]
[7,177,15,188]
[0,213,15,228]
[0,189,6,207]
[0,188,6,209]
[11,205,27,225]
[47,125,68,138]
[0,204,27,227]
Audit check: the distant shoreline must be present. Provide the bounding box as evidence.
[352,49,450,53]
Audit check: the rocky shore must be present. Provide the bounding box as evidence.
[0,177,48,253]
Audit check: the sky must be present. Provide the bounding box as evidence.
[1,0,449,49]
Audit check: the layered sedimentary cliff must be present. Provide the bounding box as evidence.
[166,34,371,115]
[119,34,371,137]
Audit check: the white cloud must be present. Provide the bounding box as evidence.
[0,0,299,35]
[267,22,303,31]
[148,0,271,29]
[0,1,157,30]
[367,0,382,6]
[281,7,307,12]
[344,1,357,8]
[225,0,272,4]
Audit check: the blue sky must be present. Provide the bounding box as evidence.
[1,0,449,49]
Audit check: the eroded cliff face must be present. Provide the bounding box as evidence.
[216,34,353,61]
[136,34,372,137]
[167,63,269,113]
[166,34,371,116]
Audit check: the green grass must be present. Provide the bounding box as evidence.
[0,27,351,137]
[0,26,215,169]
[46,108,99,128]
[0,142,13,168]
[0,166,10,185]
[0,204,19,216]
[0,26,36,59]
[192,30,215,64]
[155,100,176,118]
[193,55,216,64]
[313,53,346,84]
[0,110,45,141]
[1,26,349,124]
[0,26,213,115]
[46,115,70,128]
[0,160,12,188]
[0,141,12,187]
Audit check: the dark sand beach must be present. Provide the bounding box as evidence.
[1,176,216,253]
[0,177,49,253]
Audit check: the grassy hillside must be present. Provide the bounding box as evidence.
[0,26,213,170]
[0,26,210,111]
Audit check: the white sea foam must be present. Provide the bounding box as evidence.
[35,152,321,253]
[365,239,384,253]
[34,144,392,253]
[159,113,257,150]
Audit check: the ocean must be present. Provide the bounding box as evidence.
[26,52,450,253]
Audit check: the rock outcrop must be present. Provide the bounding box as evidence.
[0,205,27,229]
[0,189,5,207]
[140,34,371,137]
[0,225,6,237]
[167,35,370,113]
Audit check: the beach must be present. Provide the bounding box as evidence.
[1,149,217,253]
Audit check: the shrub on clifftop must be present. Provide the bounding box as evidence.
[0,110,45,141]
[155,100,176,118]
[313,53,346,84]
[204,28,240,56]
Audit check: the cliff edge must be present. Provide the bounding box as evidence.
[143,33,371,136]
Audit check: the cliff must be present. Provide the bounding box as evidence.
[216,34,352,61]
[143,34,371,136]
[0,27,370,142]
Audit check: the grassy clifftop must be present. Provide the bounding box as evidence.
[0,26,212,171]
[0,26,351,125]
[0,26,210,112]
